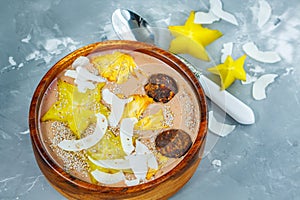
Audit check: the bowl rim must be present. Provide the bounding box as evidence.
[29,40,208,194]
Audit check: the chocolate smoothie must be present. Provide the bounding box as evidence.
[38,49,201,186]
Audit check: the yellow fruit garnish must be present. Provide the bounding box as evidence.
[91,52,137,84]
[87,130,131,179]
[207,55,247,90]
[87,129,127,160]
[122,95,154,119]
[168,11,222,61]
[41,80,109,138]
[135,109,167,130]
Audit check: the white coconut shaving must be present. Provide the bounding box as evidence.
[65,56,105,93]
[120,118,138,155]
[57,113,107,151]
[252,74,278,100]
[257,0,272,28]
[242,42,281,63]
[72,56,90,69]
[194,11,220,24]
[91,170,125,185]
[208,111,236,137]
[126,154,148,181]
[8,56,17,66]
[89,140,158,186]
[102,89,133,127]
[210,0,239,26]
[135,140,158,170]
[211,159,222,167]
[21,34,31,43]
[241,73,258,85]
[221,42,233,63]
[249,65,265,74]
[88,156,131,170]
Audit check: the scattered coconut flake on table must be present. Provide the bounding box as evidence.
[21,34,31,43]
[241,73,258,85]
[249,65,265,74]
[19,129,29,135]
[8,56,17,66]
[120,118,138,155]
[208,111,236,137]
[194,11,220,24]
[243,42,281,63]
[58,113,107,151]
[257,0,272,28]
[210,0,239,26]
[221,42,233,63]
[91,170,125,185]
[211,159,222,167]
[252,74,278,100]
[102,89,133,127]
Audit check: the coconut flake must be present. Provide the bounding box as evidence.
[120,118,138,155]
[125,179,140,186]
[75,78,96,92]
[21,34,31,43]
[208,111,236,137]
[252,74,278,100]
[126,154,148,181]
[58,113,107,151]
[65,65,105,93]
[241,73,257,85]
[72,56,90,69]
[210,0,239,26]
[249,65,265,74]
[212,159,222,167]
[135,140,158,170]
[221,42,233,63]
[194,11,220,24]
[257,0,272,28]
[8,56,17,66]
[243,42,281,63]
[91,170,125,185]
[102,89,133,127]
[88,156,131,169]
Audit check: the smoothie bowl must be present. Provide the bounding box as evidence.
[29,40,208,200]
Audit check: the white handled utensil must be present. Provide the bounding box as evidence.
[111,8,255,125]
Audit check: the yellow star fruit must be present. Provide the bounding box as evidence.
[207,55,247,90]
[122,95,154,119]
[134,109,167,130]
[91,52,137,84]
[168,11,222,61]
[41,80,109,138]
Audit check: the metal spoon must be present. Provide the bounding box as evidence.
[111,8,255,125]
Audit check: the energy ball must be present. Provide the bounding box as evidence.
[155,129,192,158]
[144,73,178,103]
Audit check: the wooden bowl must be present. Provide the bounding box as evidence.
[29,40,208,200]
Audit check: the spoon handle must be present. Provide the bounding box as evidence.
[180,56,255,125]
[199,75,255,125]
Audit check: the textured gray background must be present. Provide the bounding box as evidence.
[0,0,300,199]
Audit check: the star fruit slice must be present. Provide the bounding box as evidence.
[168,11,222,61]
[91,52,137,84]
[41,80,109,138]
[207,55,247,90]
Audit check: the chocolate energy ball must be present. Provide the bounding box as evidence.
[144,73,178,103]
[155,129,192,158]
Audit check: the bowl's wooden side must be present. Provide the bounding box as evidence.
[29,40,208,200]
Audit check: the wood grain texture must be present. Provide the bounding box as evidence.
[29,40,208,200]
